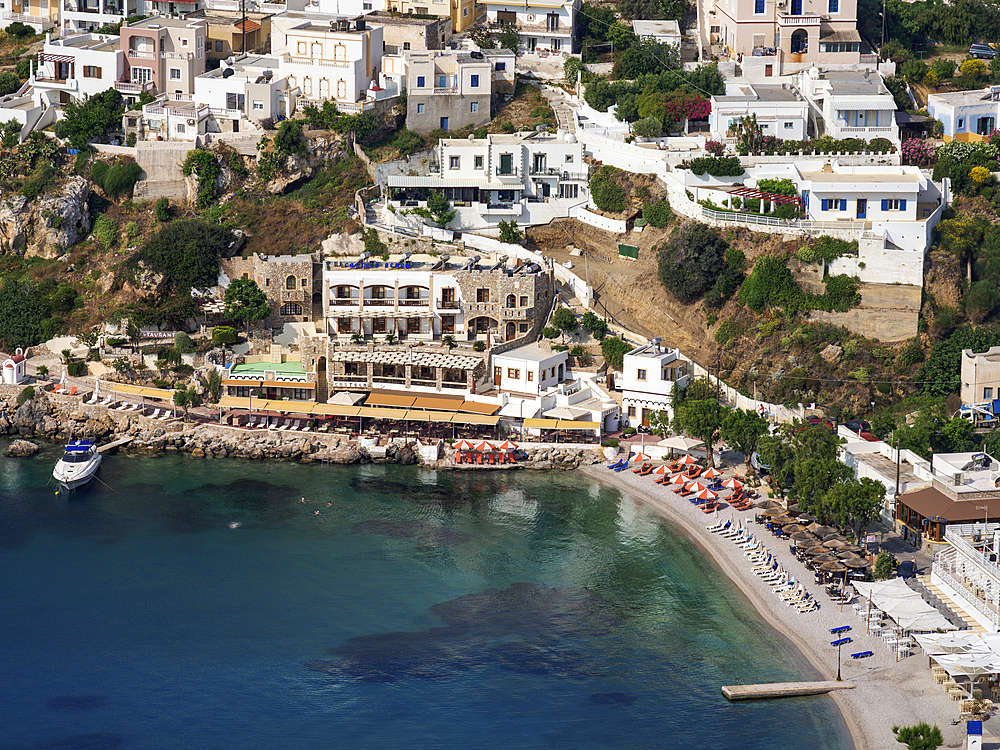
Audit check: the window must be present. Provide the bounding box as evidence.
[470,74,479,87]
[226,93,245,110]
[449,155,460,169]
[506,294,516,308]
[565,154,574,163]
[559,183,578,198]
[637,368,647,381]
[82,65,102,78]
[403,42,410,50]
[280,302,302,316]
[881,199,906,211]
[784,121,794,129]
[234,386,251,398]
[474,155,484,169]
[958,118,965,129]
[476,288,489,302]
[527,371,534,381]
[508,368,520,378]
[293,388,311,400]
[301,278,307,288]
[551,367,557,378]
[463,6,467,14]
[181,37,189,47]
[417,103,425,113]
[628,406,636,418]
[519,295,527,307]
[169,67,181,80]
[821,199,847,211]
[828,0,838,11]
[498,152,513,175]
[438,75,447,88]
[470,102,478,113]
[177,123,185,133]
[417,76,425,87]
[297,41,307,55]
[363,1,372,7]
[754,0,764,13]
[286,275,296,290]
[215,40,223,52]
[519,323,528,332]
[496,62,506,71]
[253,100,264,111]
[986,388,994,400]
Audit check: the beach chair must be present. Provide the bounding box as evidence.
[707,519,727,532]
[149,409,161,420]
[101,395,113,405]
[613,462,629,472]
[606,458,626,470]
[477,453,483,465]
[85,392,98,405]
[851,651,874,660]
[488,453,496,465]
[721,524,743,539]
[702,502,719,514]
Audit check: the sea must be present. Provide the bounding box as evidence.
[0,441,852,750]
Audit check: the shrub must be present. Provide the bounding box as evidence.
[685,156,744,177]
[601,439,620,448]
[564,57,584,84]
[90,160,109,188]
[139,219,233,290]
[92,214,117,249]
[657,221,729,303]
[67,361,85,377]
[705,140,725,157]
[632,116,662,139]
[212,325,239,345]
[601,337,632,369]
[174,331,195,353]
[101,161,142,199]
[473,340,486,352]
[643,199,672,227]
[154,196,170,222]
[570,344,586,356]
[589,165,628,213]
[581,310,608,339]
[16,386,35,407]
[182,149,221,208]
[0,71,21,96]
[5,21,35,38]
[960,58,987,79]
[55,89,124,149]
[739,255,802,312]
[714,318,744,346]
[391,128,423,156]
[273,120,308,158]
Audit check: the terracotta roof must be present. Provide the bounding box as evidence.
[897,486,1000,522]
[233,19,261,32]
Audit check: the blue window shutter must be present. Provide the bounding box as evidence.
[899,199,906,211]
[881,199,888,211]
[839,199,846,211]
[822,199,829,211]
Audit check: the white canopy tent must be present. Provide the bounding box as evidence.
[914,632,991,655]
[852,579,956,633]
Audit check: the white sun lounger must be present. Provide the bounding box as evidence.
[149,409,161,420]
[158,410,171,420]
[101,395,113,405]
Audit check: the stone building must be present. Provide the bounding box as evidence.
[221,252,321,327]
[366,10,451,54]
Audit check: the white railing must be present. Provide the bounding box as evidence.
[933,561,1000,630]
[128,49,156,60]
[161,51,192,61]
[114,81,151,93]
[204,0,285,11]
[700,206,867,238]
[838,126,894,135]
[1,10,53,23]
[208,107,242,118]
[777,12,821,25]
[946,529,1000,584]
[280,55,352,69]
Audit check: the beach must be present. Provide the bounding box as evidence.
[581,463,975,750]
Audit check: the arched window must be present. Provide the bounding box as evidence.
[506,294,516,308]
[286,275,296,290]
[280,302,303,316]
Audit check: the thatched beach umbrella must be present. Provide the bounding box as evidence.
[771,514,798,525]
[797,513,819,524]
[783,523,809,534]
[812,553,841,564]
[838,550,863,560]
[790,530,818,543]
[824,539,848,549]
[760,505,786,515]
[844,558,871,569]
[811,524,838,537]
[820,561,849,573]
[805,546,831,557]
[839,544,865,554]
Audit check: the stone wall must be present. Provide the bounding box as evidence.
[454,267,551,339]
[221,252,320,327]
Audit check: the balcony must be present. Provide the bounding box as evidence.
[35,76,77,90]
[115,80,153,94]
[398,298,429,306]
[1,10,54,23]
[434,85,458,94]
[494,167,521,182]
[777,12,821,26]
[128,49,156,60]
[162,51,193,61]
[438,299,460,309]
[483,202,522,215]
[330,298,357,306]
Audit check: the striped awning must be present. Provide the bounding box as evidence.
[833,98,897,111]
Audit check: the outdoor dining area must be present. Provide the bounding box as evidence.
[915,632,1000,715]
[850,580,956,662]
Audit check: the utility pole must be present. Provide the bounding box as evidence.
[241,0,247,54]
[716,349,722,401]
[881,0,887,56]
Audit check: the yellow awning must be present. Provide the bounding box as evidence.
[557,420,600,430]
[311,404,361,417]
[112,383,175,400]
[268,399,317,413]
[411,395,464,410]
[458,400,500,415]
[365,392,415,408]
[407,410,458,423]
[217,396,272,411]
[357,406,411,419]
[222,378,262,387]
[262,380,315,389]
[524,418,560,429]
[450,414,500,426]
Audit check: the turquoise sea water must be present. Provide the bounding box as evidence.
[0,442,851,749]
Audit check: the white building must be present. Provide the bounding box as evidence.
[492,342,567,396]
[631,19,681,47]
[709,81,809,143]
[619,341,690,428]
[404,49,493,133]
[836,426,931,521]
[481,0,578,54]
[384,129,590,232]
[275,16,382,109]
[927,86,1000,143]
[31,33,128,109]
[61,0,138,35]
[960,347,1000,408]
[195,54,297,126]
[2,348,27,385]
[798,68,899,143]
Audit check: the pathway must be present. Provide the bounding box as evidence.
[541,86,578,134]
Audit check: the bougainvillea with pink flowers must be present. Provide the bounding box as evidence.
[705,140,726,156]
[900,138,937,167]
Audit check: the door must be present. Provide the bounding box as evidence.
[540,181,550,198]
[790,0,802,13]
[494,366,502,387]
[527,37,536,52]
[233,119,239,133]
[856,198,867,219]
[642,408,651,427]
[440,116,449,131]
[506,322,516,341]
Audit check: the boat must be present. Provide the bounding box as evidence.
[52,441,102,490]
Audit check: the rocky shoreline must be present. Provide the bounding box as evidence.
[0,389,604,470]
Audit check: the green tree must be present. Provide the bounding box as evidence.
[497,23,520,52]
[551,308,578,342]
[581,310,608,339]
[154,197,171,222]
[674,398,725,468]
[0,279,55,350]
[174,331,195,354]
[892,723,943,750]
[788,425,852,520]
[720,409,769,473]
[212,325,239,346]
[632,116,663,139]
[758,434,796,490]
[426,191,456,227]
[139,219,234,291]
[827,477,886,541]
[965,279,1000,323]
[873,551,896,581]
[54,88,124,149]
[198,369,223,403]
[590,166,628,213]
[601,337,632,369]
[273,120,308,158]
[657,221,729,303]
[0,71,21,96]
[498,219,523,244]
[173,385,200,418]
[224,277,271,335]
[126,320,141,351]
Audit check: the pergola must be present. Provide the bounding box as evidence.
[727,187,802,215]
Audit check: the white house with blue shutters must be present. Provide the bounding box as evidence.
[927,87,1000,142]
[798,164,923,224]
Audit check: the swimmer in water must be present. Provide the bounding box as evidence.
[314,510,321,515]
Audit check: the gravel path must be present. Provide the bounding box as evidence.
[580,463,984,750]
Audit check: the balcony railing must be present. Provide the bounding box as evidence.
[115,80,153,94]
[777,12,821,25]
[438,299,459,309]
[398,299,429,306]
[162,51,193,61]
[280,55,353,69]
[1,10,53,23]
[483,203,522,215]
[434,85,458,94]
[933,561,1000,630]
[330,298,357,306]
[128,49,156,60]
[838,126,894,135]
[494,167,521,181]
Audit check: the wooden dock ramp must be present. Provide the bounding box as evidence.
[722,681,855,701]
[97,437,133,454]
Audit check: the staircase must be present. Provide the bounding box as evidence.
[915,575,986,633]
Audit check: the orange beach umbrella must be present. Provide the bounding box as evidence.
[653,464,671,475]
[722,478,743,490]
[454,440,475,452]
[694,488,718,501]
[476,440,496,452]
[498,440,519,451]
[632,452,651,462]
[702,467,723,479]
[674,454,697,466]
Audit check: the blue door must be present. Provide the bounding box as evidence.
[440,117,449,131]
[856,199,867,219]
[791,0,802,13]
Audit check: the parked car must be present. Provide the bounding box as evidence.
[970,43,997,59]
[896,560,917,580]
[843,420,871,434]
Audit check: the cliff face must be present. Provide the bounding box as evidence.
[0,177,91,259]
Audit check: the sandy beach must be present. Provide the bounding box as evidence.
[581,463,979,750]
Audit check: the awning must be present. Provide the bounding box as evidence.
[233,19,261,32]
[111,383,175,400]
[450,413,500,426]
[365,392,415,408]
[407,410,458,423]
[222,378,262,387]
[262,380,314,389]
[458,400,500,415]
[524,418,560,429]
[411,395,464,410]
[833,98,898,111]
[267,399,317,413]
[311,404,362,417]
[357,406,411,419]
[557,420,600,430]
[544,406,590,420]
[819,29,862,43]
[387,176,510,189]
[218,395,272,411]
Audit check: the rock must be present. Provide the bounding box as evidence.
[191,447,206,458]
[4,439,39,457]
[398,444,417,465]
[820,344,843,365]
[0,178,92,259]
[135,260,170,293]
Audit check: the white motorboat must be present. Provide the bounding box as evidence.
[52,441,102,490]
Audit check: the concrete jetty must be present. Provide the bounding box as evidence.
[97,436,133,453]
[722,681,856,701]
